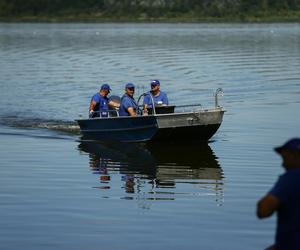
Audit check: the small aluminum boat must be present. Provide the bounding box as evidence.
[76,88,225,143]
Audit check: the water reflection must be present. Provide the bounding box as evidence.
[78,140,224,207]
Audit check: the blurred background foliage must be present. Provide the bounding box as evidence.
[0,0,299,21]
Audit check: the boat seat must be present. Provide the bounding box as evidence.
[147,105,176,115]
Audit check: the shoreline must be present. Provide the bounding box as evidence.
[1,13,300,23]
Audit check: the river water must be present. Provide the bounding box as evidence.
[0,23,299,250]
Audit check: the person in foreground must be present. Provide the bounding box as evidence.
[119,83,138,117]
[257,138,300,250]
[143,80,168,114]
[89,84,120,118]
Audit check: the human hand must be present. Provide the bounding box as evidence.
[89,110,94,118]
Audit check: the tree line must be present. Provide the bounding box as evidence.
[0,0,299,21]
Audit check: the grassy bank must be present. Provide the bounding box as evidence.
[1,11,300,23]
[0,0,299,23]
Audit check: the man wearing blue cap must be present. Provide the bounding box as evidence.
[257,138,300,250]
[89,84,120,118]
[143,80,169,114]
[119,83,138,117]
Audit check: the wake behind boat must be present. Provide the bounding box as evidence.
[76,88,225,143]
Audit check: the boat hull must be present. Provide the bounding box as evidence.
[76,108,225,143]
[77,115,158,142]
[151,124,221,142]
[153,109,224,141]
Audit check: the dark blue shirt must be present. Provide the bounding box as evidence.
[119,94,137,116]
[143,91,169,108]
[91,93,109,117]
[269,168,300,250]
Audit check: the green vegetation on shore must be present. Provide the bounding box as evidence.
[0,0,300,22]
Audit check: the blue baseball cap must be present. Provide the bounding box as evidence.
[125,83,135,89]
[100,84,111,91]
[151,80,160,86]
[274,138,300,153]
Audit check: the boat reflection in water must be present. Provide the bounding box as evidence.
[78,140,224,207]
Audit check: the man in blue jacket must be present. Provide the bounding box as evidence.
[257,138,300,250]
[143,80,168,114]
[119,83,138,117]
[89,84,119,118]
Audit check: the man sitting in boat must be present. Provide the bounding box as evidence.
[119,83,138,117]
[89,84,120,118]
[143,80,169,115]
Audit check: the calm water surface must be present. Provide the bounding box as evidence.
[0,23,300,250]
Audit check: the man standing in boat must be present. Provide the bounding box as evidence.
[143,80,169,114]
[89,84,120,118]
[257,138,300,250]
[119,83,138,117]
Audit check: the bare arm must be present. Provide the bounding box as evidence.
[257,193,280,219]
[89,100,97,112]
[108,100,120,109]
[127,107,137,117]
[143,104,148,112]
